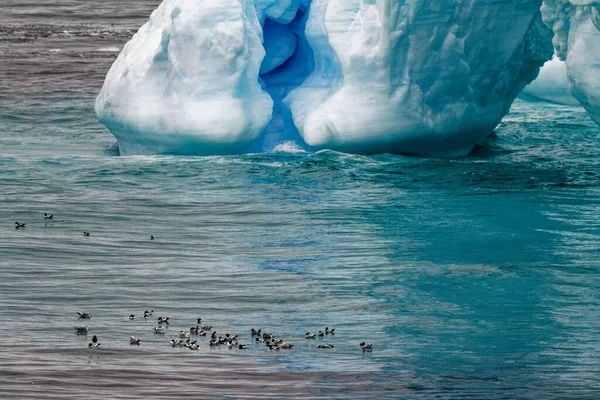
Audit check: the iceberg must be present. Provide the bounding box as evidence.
[96,0,273,155]
[520,56,579,105]
[541,0,600,125]
[96,0,554,157]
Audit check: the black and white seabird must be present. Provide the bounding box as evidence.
[74,325,88,333]
[130,336,141,345]
[129,314,135,320]
[154,326,165,334]
[144,310,153,318]
[318,343,334,349]
[305,332,316,339]
[43,213,53,219]
[77,311,91,319]
[92,335,98,344]
[325,327,335,334]
[158,317,169,324]
[83,232,90,237]
[15,222,26,228]
[360,342,372,350]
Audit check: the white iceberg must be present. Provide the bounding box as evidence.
[541,0,600,124]
[521,56,579,105]
[96,0,273,155]
[97,0,554,157]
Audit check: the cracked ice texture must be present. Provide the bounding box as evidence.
[288,0,554,156]
[542,0,600,125]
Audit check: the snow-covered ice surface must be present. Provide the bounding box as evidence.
[96,0,273,155]
[542,0,600,125]
[97,0,554,157]
[521,57,579,105]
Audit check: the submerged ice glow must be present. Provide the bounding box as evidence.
[97,0,556,156]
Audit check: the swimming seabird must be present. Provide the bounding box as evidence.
[211,331,217,340]
[280,343,293,349]
[325,327,335,334]
[317,331,324,337]
[129,314,135,320]
[196,318,202,324]
[153,326,165,334]
[179,331,190,338]
[200,325,212,331]
[77,312,91,319]
[360,342,372,350]
[190,326,199,334]
[144,310,153,318]
[130,336,141,345]
[43,213,53,219]
[150,235,154,240]
[251,328,261,336]
[158,317,169,324]
[318,344,334,349]
[305,332,316,339]
[238,344,249,349]
[88,343,100,348]
[74,325,88,333]
[15,222,25,228]
[83,232,90,237]
[92,335,98,344]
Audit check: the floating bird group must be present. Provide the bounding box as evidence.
[12,214,155,241]
[69,309,369,353]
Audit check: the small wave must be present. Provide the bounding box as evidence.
[95,47,121,53]
[272,141,305,154]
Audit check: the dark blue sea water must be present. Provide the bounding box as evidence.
[1,2,600,399]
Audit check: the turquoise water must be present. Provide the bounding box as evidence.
[1,2,600,398]
[1,94,599,398]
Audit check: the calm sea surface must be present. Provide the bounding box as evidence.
[1,1,600,398]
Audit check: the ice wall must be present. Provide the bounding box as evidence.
[95,0,273,155]
[541,0,600,125]
[97,0,554,157]
[288,0,554,156]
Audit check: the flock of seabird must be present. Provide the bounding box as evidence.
[18,215,374,353]
[74,310,373,353]
[14,213,154,240]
